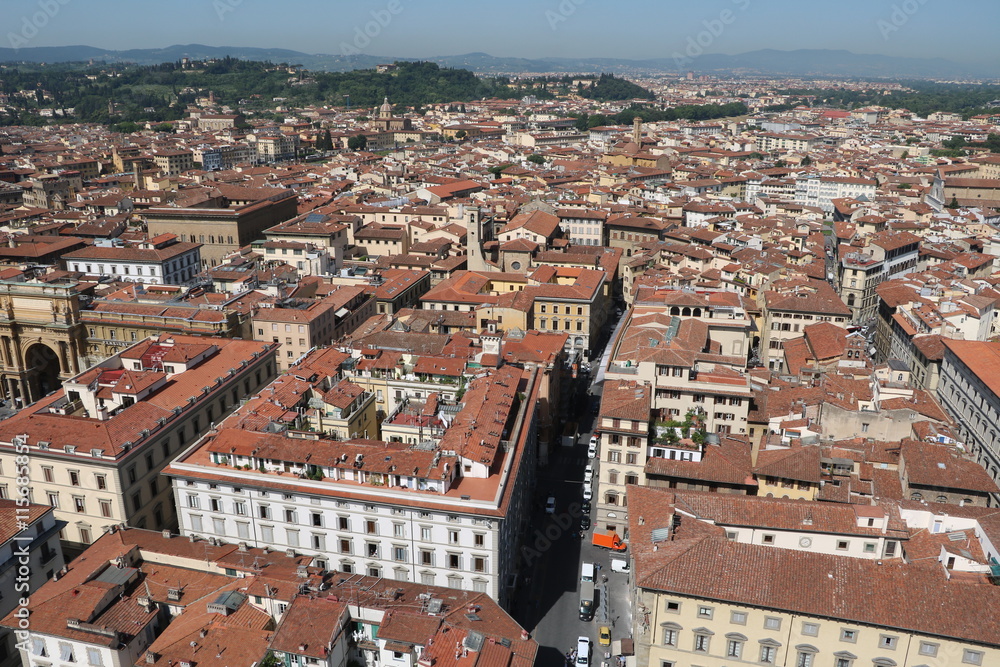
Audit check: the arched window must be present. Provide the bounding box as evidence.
[910,492,922,501]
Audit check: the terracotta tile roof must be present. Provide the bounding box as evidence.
[627,486,1000,646]
[754,445,822,483]
[901,439,1000,494]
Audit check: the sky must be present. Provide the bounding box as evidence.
[2,0,998,64]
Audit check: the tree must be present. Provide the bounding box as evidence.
[749,151,764,160]
[455,129,467,140]
[488,164,512,178]
[348,134,368,151]
[901,150,909,159]
[949,196,960,209]
[526,154,545,165]
[152,122,174,133]
[943,136,967,150]
[800,156,812,166]
[316,129,333,151]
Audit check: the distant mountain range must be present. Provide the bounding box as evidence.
[0,44,989,79]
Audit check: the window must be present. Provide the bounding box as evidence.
[60,643,75,663]
[287,529,300,547]
[963,650,984,665]
[74,497,86,513]
[795,651,814,667]
[421,526,432,541]
[69,471,80,486]
[763,617,781,630]
[661,627,678,646]
[918,642,938,657]
[693,633,710,652]
[393,547,407,562]
[99,500,112,518]
[42,466,53,482]
[762,534,775,545]
[760,645,776,663]
[338,516,350,531]
[340,539,352,554]
[665,600,680,613]
[878,635,897,650]
[449,530,459,544]
[86,647,103,666]
[312,512,323,527]
[420,550,434,566]
[237,522,250,540]
[47,492,60,508]
[834,656,854,667]
[366,520,377,535]
[96,474,107,490]
[448,553,461,569]
[837,540,849,551]
[730,611,747,625]
[801,622,819,637]
[234,501,247,516]
[727,639,743,658]
[697,606,713,619]
[311,534,326,550]
[840,628,857,643]
[188,495,200,509]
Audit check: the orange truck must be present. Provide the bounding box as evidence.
[592,529,627,551]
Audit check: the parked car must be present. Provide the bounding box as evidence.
[580,501,592,515]
[576,637,590,666]
[583,464,593,480]
[582,483,593,501]
[545,495,556,514]
[598,626,611,647]
[610,558,630,574]
[579,515,591,531]
[587,436,598,458]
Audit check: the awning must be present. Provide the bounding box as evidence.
[611,639,634,656]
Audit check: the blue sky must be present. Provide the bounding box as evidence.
[2,0,997,64]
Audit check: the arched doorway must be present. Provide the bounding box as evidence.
[24,343,61,402]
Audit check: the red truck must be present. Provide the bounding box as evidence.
[592,530,627,551]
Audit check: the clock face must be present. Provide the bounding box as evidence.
[799,537,812,548]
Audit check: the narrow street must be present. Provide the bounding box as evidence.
[513,325,633,666]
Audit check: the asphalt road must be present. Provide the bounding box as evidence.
[513,352,634,667]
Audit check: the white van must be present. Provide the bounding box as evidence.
[576,637,590,666]
[581,562,595,582]
[610,558,630,574]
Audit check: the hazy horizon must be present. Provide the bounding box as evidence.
[2,0,997,65]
